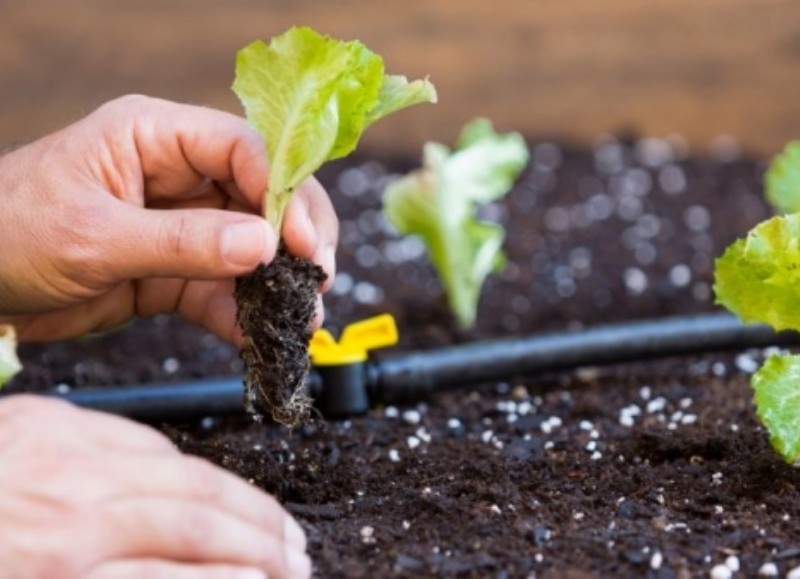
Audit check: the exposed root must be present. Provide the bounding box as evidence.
[235,248,326,427]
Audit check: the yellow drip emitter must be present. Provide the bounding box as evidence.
[310,314,398,366]
[307,314,399,416]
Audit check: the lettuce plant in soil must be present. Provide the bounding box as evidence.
[231,27,435,426]
[383,118,529,329]
[715,140,800,464]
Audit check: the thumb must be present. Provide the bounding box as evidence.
[105,206,277,280]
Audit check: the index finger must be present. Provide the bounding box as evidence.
[102,95,268,212]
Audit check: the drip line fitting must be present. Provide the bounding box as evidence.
[36,312,800,421]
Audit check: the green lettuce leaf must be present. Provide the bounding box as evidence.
[752,353,800,464]
[383,118,529,328]
[365,74,437,127]
[715,140,800,467]
[765,141,800,214]
[233,27,437,231]
[0,326,22,388]
[714,214,800,331]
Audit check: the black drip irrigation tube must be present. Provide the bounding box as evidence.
[36,312,800,421]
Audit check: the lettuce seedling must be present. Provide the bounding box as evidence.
[233,26,437,233]
[383,118,529,329]
[714,140,800,463]
[0,325,22,389]
[232,27,436,425]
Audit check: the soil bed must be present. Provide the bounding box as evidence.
[10,134,800,578]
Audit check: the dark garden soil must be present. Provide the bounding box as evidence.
[9,134,800,578]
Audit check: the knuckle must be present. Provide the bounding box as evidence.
[176,505,217,554]
[159,216,184,259]
[183,456,226,504]
[255,548,289,579]
[52,227,93,267]
[158,214,197,264]
[99,94,153,115]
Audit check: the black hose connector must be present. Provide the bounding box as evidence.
[313,363,370,418]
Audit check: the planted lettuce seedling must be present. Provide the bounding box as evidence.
[714,140,800,463]
[232,27,436,425]
[383,118,529,329]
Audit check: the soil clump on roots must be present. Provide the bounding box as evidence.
[235,246,326,426]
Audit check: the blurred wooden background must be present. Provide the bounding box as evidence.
[1,0,799,157]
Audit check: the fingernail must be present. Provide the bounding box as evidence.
[284,516,307,551]
[234,569,266,579]
[221,221,274,267]
[285,549,312,579]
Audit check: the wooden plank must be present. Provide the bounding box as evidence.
[0,0,798,156]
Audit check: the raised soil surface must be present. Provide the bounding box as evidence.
[10,135,800,578]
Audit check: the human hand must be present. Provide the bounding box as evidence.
[0,395,311,579]
[0,95,338,343]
